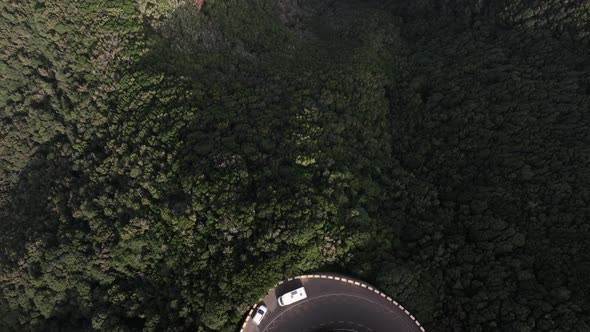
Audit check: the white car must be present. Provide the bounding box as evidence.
[252,305,267,325]
[277,287,307,306]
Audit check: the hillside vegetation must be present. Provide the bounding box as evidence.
[1,0,589,331]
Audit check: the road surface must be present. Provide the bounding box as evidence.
[241,274,424,332]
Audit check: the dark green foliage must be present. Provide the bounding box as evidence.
[1,0,589,331]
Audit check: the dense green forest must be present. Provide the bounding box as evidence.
[1,0,589,330]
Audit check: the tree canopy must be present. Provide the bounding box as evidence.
[1,0,589,331]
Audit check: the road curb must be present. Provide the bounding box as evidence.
[239,274,425,332]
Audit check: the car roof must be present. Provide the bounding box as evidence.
[287,287,306,297]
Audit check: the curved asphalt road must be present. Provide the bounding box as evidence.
[241,274,424,332]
